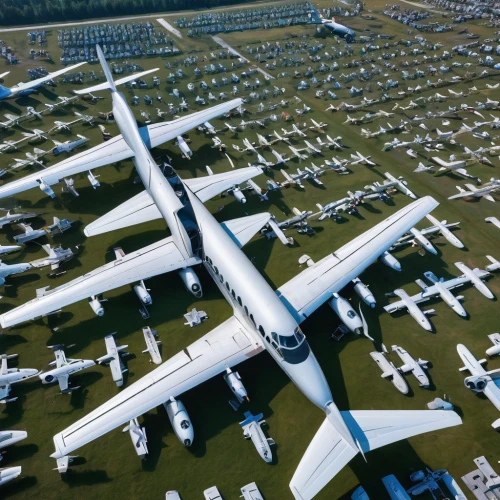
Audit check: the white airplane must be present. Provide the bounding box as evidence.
[385,265,493,328]
[10,148,48,171]
[0,114,22,130]
[0,48,462,500]
[30,244,74,270]
[44,96,79,112]
[271,149,288,165]
[96,334,129,387]
[272,130,291,145]
[0,63,86,100]
[392,345,430,388]
[288,146,308,161]
[309,119,327,132]
[370,351,409,394]
[308,4,356,42]
[0,354,38,403]
[0,431,27,457]
[164,396,194,447]
[486,216,500,229]
[486,334,500,357]
[52,135,88,156]
[239,411,275,463]
[14,223,46,244]
[0,138,26,153]
[350,151,376,166]
[449,179,500,202]
[39,345,96,393]
[425,214,464,248]
[0,260,32,286]
[142,326,162,364]
[458,344,500,429]
[21,128,48,142]
[0,466,22,486]
[392,221,461,252]
[123,418,148,458]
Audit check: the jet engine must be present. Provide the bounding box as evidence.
[164,397,194,447]
[134,280,152,305]
[223,366,249,403]
[379,250,402,272]
[88,295,104,316]
[464,375,489,392]
[178,267,202,298]
[328,293,363,334]
[229,186,246,204]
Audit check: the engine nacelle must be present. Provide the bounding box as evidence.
[379,250,402,272]
[464,375,489,392]
[134,280,152,305]
[352,278,376,308]
[178,267,202,298]
[231,187,247,204]
[223,366,249,403]
[89,295,104,316]
[328,293,363,334]
[37,179,56,199]
[164,397,194,447]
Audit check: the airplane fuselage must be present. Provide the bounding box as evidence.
[109,89,345,432]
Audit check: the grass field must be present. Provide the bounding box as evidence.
[0,1,500,499]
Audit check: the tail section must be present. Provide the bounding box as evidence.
[96,45,116,92]
[290,410,461,500]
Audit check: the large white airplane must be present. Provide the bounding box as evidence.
[458,344,500,429]
[449,179,500,202]
[0,63,86,100]
[0,46,461,499]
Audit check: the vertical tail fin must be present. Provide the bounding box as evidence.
[95,45,116,93]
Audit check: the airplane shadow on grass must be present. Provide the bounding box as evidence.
[1,475,38,499]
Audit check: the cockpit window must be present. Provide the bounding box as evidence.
[274,327,305,349]
[347,310,356,319]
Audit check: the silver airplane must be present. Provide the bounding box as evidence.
[0,46,461,500]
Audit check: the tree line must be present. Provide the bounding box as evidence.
[0,0,252,27]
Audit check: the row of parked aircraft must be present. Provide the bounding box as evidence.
[0,46,463,500]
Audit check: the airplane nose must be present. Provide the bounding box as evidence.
[284,349,332,410]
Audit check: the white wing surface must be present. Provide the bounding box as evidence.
[84,190,162,237]
[0,237,201,328]
[52,316,264,458]
[277,197,439,323]
[221,213,272,248]
[84,166,264,237]
[0,99,242,200]
[290,410,461,500]
[57,374,69,393]
[183,166,262,203]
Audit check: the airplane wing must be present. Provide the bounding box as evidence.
[183,166,263,203]
[0,99,242,200]
[290,410,461,500]
[0,236,201,328]
[51,315,264,458]
[84,166,263,236]
[57,374,69,393]
[276,197,439,323]
[12,63,87,93]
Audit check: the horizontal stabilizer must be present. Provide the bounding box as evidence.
[85,190,162,237]
[74,68,159,95]
[184,166,262,203]
[290,409,461,500]
[221,213,272,248]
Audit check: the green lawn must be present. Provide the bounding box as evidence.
[0,1,500,499]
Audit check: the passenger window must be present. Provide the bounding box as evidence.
[244,306,249,316]
[231,289,236,299]
[237,296,242,306]
[258,325,265,337]
[214,266,219,275]
[250,314,256,327]
[226,282,230,291]
[220,274,224,283]
[265,336,270,343]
